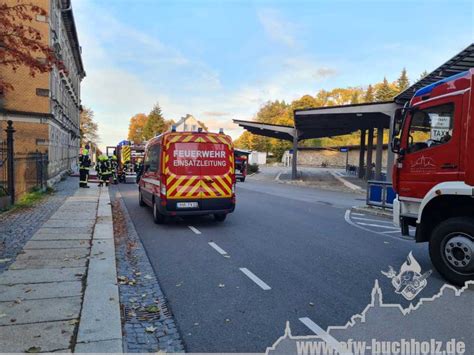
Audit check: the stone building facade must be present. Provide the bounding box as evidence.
[0,0,85,184]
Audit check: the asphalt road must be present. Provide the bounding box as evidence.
[115,178,451,353]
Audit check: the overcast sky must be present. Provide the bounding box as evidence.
[73,0,473,149]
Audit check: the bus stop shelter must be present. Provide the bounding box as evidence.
[234,43,474,181]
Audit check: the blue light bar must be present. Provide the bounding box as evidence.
[414,71,468,97]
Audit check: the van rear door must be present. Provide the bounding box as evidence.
[199,139,233,199]
[165,134,233,203]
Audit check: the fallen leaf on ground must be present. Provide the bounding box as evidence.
[24,288,32,293]
[176,283,182,287]
[225,318,231,323]
[14,299,22,304]
[218,283,225,288]
[117,276,127,281]
[194,322,199,326]
[223,255,230,258]
[0,313,6,318]
[145,326,157,333]
[309,302,315,307]
[25,346,41,353]
[144,275,153,280]
[0,258,11,263]
[145,305,160,313]
[68,319,79,325]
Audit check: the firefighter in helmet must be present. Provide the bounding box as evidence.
[110,155,118,185]
[79,148,91,188]
[96,155,111,187]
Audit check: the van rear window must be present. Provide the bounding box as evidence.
[167,142,230,176]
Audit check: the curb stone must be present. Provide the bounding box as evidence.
[76,186,123,352]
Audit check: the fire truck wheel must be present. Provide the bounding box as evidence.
[138,189,146,207]
[429,217,474,286]
[153,199,166,224]
[214,214,227,222]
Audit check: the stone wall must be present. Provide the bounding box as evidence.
[283,148,389,168]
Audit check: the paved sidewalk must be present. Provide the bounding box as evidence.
[0,177,78,274]
[0,186,122,352]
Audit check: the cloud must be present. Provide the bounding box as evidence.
[201,111,231,117]
[257,8,297,48]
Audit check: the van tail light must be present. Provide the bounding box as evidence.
[231,183,235,194]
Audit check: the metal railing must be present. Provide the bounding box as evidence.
[366,180,396,209]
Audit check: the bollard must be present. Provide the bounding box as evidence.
[5,120,15,205]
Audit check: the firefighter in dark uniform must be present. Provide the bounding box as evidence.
[110,155,119,185]
[96,155,111,187]
[134,158,143,183]
[79,148,91,188]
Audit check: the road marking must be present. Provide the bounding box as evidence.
[382,230,404,234]
[330,171,362,191]
[188,226,201,235]
[351,212,365,216]
[344,209,411,242]
[299,317,352,355]
[355,222,399,230]
[208,242,228,256]
[239,268,271,290]
[352,216,393,224]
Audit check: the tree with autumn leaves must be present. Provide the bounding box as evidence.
[0,2,62,94]
[127,103,174,143]
[234,68,415,159]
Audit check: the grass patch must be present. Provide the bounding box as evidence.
[8,187,54,211]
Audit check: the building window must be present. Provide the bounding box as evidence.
[36,139,48,145]
[36,88,50,97]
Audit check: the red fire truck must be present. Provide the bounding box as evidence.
[234,149,250,182]
[138,129,236,223]
[391,69,474,285]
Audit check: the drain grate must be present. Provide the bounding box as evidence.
[124,305,161,322]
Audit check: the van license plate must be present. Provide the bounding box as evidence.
[177,202,198,208]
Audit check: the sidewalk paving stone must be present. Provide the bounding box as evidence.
[42,219,95,228]
[0,296,81,325]
[24,240,90,250]
[10,248,89,270]
[0,267,85,285]
[31,232,91,241]
[35,226,94,235]
[0,320,74,353]
[0,280,82,301]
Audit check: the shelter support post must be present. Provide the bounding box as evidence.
[366,127,374,180]
[358,129,366,179]
[291,129,298,180]
[375,127,384,180]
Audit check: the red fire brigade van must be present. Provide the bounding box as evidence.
[391,69,474,285]
[138,130,236,223]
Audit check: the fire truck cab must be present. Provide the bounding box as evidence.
[391,69,474,285]
[138,130,236,223]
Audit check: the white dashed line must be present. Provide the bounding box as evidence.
[299,317,352,355]
[351,212,365,216]
[208,242,228,256]
[352,216,394,224]
[239,268,271,290]
[355,222,400,229]
[188,226,201,235]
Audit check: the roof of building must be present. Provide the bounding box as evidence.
[395,43,473,103]
[175,114,207,129]
[60,0,86,78]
